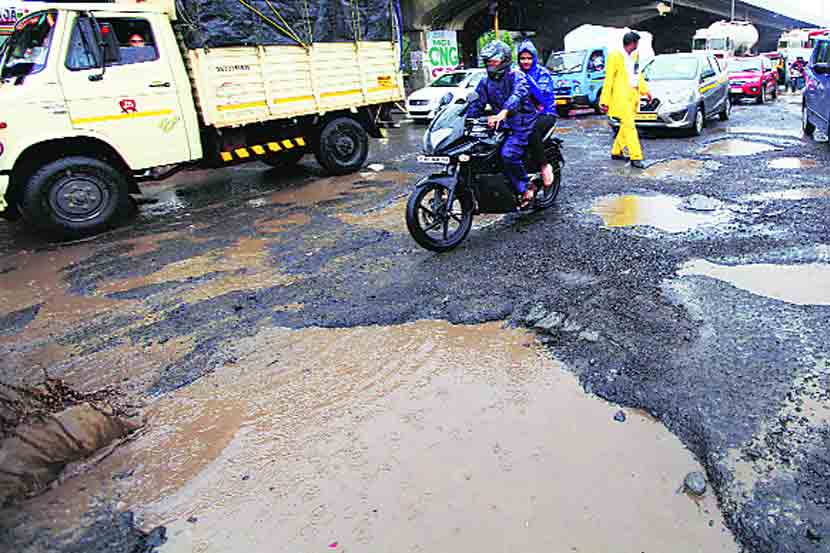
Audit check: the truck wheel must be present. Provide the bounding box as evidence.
[315,117,369,175]
[592,90,604,114]
[21,156,131,238]
[262,149,305,169]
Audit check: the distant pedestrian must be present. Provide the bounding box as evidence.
[599,32,652,169]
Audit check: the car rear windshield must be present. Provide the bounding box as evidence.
[729,58,762,72]
[643,56,698,81]
[430,73,468,87]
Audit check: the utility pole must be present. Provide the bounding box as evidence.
[731,0,735,21]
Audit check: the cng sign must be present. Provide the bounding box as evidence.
[427,30,459,79]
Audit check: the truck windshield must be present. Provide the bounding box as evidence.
[0,10,57,80]
[709,38,728,51]
[547,51,585,74]
[692,38,707,51]
[643,56,699,81]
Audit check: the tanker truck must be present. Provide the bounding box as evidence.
[692,20,759,58]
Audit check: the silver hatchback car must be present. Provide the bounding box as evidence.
[611,52,731,136]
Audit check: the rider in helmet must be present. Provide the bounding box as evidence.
[468,40,539,208]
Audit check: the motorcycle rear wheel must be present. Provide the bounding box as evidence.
[406,183,473,253]
[532,160,562,210]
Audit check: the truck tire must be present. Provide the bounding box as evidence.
[262,149,305,169]
[21,156,131,238]
[315,117,369,175]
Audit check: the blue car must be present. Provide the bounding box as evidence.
[545,48,607,116]
[803,37,830,139]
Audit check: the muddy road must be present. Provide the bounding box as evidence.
[1,91,829,552]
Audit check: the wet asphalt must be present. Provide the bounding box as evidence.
[1,91,830,552]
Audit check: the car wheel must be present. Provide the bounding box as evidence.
[689,106,705,137]
[771,83,778,100]
[757,86,766,104]
[719,96,732,121]
[803,104,816,137]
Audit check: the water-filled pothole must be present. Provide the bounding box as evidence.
[743,187,830,202]
[679,260,830,305]
[767,158,818,170]
[699,140,781,157]
[11,321,738,552]
[592,194,730,233]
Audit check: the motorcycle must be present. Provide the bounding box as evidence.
[405,92,564,252]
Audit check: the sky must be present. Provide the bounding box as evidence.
[744,0,830,25]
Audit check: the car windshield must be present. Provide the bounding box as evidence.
[547,50,585,74]
[430,72,468,88]
[729,58,762,72]
[643,56,699,81]
[0,10,57,80]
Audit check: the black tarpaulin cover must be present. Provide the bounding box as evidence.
[174,0,400,49]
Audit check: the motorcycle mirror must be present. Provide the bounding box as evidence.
[466,91,479,103]
[439,92,454,107]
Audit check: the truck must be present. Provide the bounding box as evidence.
[0,0,405,237]
[545,25,654,116]
[777,28,814,64]
[692,20,758,58]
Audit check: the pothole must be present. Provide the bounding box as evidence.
[742,187,830,202]
[592,194,731,233]
[15,321,738,552]
[679,260,830,305]
[635,159,707,180]
[767,158,818,170]
[699,140,781,157]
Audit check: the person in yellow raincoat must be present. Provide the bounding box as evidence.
[599,32,652,169]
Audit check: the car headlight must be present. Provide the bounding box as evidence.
[430,127,454,150]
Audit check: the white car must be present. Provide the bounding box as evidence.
[407,69,486,122]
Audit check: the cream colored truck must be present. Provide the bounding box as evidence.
[0,0,404,236]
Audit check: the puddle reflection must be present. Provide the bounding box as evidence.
[680,260,830,305]
[699,140,780,157]
[592,194,730,233]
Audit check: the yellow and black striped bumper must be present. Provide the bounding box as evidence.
[220,137,306,163]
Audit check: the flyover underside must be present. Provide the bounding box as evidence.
[409,0,811,67]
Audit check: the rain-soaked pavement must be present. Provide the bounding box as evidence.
[1,90,830,552]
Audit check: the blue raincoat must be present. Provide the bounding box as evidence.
[467,67,538,194]
[517,40,557,115]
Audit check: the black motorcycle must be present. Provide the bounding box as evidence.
[406,92,564,253]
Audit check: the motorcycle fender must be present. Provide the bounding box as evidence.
[415,173,457,193]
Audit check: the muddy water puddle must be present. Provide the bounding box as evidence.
[680,260,830,305]
[767,157,818,170]
[699,139,781,156]
[592,194,731,233]
[22,321,738,552]
[743,187,830,201]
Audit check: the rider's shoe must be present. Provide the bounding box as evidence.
[630,160,646,169]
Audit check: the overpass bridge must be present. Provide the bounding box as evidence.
[400,0,816,88]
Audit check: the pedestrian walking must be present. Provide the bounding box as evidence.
[599,32,652,169]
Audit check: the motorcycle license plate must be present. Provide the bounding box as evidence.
[417,155,450,164]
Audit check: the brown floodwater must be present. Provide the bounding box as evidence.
[679,260,830,305]
[17,321,738,553]
[592,194,730,233]
[637,159,705,180]
[699,140,780,156]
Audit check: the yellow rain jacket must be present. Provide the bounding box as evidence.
[599,50,649,118]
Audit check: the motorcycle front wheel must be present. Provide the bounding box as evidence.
[406,182,473,252]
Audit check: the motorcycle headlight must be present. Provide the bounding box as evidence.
[430,127,454,150]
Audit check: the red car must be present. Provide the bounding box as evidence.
[727,56,779,103]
